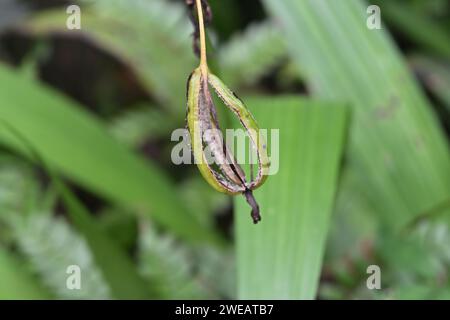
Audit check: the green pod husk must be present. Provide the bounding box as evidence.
[186,0,270,223]
[186,66,270,223]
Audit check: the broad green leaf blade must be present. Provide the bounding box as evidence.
[235,96,348,299]
[0,64,219,244]
[262,0,450,229]
[1,120,156,299]
[0,247,51,299]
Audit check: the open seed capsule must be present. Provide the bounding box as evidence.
[186,67,270,223]
[186,0,270,223]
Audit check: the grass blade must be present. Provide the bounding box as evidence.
[0,64,219,244]
[374,0,450,58]
[57,180,155,299]
[235,96,348,299]
[0,116,159,299]
[24,0,196,116]
[0,247,51,299]
[262,0,450,229]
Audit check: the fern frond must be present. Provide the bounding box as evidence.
[137,221,236,299]
[0,160,41,225]
[219,21,287,87]
[109,105,175,148]
[27,0,196,116]
[137,222,211,299]
[14,215,111,299]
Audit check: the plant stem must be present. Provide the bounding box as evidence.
[244,190,261,224]
[195,0,208,75]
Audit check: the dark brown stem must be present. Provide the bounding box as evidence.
[186,0,212,58]
[244,190,261,224]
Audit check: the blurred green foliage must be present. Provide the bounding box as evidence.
[0,0,448,300]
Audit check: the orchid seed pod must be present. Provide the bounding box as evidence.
[186,0,270,224]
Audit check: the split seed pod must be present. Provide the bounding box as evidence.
[187,0,270,223]
[187,67,270,223]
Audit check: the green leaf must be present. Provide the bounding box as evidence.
[374,0,450,58]
[25,0,196,116]
[193,244,236,299]
[14,215,111,299]
[410,55,450,112]
[56,181,155,299]
[0,64,220,244]
[377,231,443,281]
[326,168,378,262]
[138,222,235,299]
[0,113,159,299]
[219,21,287,87]
[109,105,176,148]
[0,247,51,299]
[98,208,139,251]
[0,159,39,219]
[392,283,450,300]
[178,176,230,229]
[235,96,348,299]
[137,223,212,299]
[262,0,450,230]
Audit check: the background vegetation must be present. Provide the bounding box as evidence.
[0,0,449,299]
